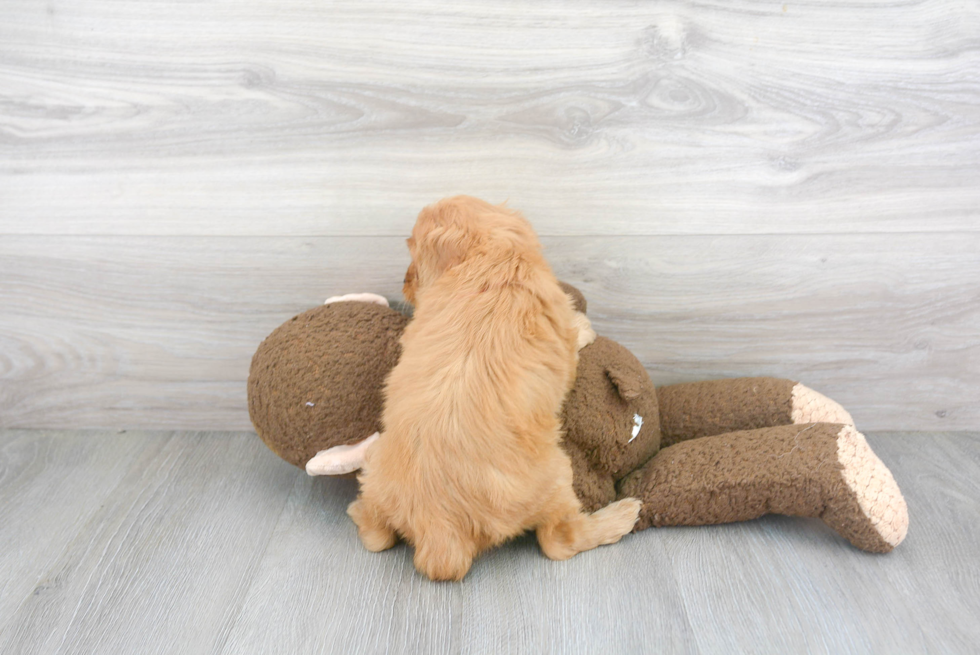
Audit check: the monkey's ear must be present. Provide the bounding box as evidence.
[605,366,642,401]
[558,282,587,314]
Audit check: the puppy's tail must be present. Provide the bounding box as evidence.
[536,497,642,561]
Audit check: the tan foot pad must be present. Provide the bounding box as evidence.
[836,425,909,550]
[792,383,854,425]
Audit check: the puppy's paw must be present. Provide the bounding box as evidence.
[347,499,398,552]
[593,497,642,544]
[573,312,597,351]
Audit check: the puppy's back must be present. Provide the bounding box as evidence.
[348,198,641,583]
[378,210,579,538]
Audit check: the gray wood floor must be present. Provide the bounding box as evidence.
[1,429,977,654]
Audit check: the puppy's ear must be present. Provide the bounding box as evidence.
[419,224,469,275]
[413,205,476,279]
[606,366,642,401]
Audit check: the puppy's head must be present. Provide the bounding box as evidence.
[403,195,536,304]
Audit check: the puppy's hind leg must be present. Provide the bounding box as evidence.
[347,496,398,552]
[536,485,641,561]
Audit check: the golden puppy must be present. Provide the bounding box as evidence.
[347,196,641,581]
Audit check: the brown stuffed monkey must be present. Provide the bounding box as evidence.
[248,286,908,553]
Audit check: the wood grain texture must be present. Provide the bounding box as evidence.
[0,429,977,654]
[875,430,980,650]
[2,0,978,430]
[2,0,978,236]
[0,430,148,623]
[2,234,977,431]
[0,430,298,655]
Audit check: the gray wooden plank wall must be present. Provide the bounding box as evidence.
[2,1,979,431]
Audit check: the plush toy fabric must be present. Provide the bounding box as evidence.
[248,299,406,470]
[248,287,908,553]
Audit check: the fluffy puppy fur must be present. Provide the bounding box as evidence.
[347,195,640,581]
